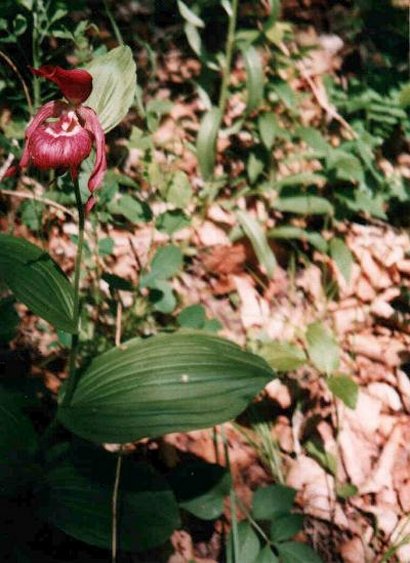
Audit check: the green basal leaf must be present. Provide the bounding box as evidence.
[58,331,274,443]
[0,387,38,496]
[0,234,75,332]
[85,45,137,133]
[43,444,180,552]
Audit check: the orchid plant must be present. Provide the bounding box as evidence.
[0,46,274,560]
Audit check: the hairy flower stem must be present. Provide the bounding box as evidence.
[218,0,239,115]
[62,176,85,407]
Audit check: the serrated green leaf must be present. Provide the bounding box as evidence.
[260,341,306,371]
[242,45,264,113]
[237,210,276,277]
[57,332,274,443]
[197,107,222,180]
[327,375,358,409]
[85,46,137,133]
[329,238,353,282]
[306,322,340,375]
[0,234,75,332]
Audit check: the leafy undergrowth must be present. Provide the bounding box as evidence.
[0,0,409,562]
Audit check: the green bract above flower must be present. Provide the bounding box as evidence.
[84,45,137,133]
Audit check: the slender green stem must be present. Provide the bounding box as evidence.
[103,0,124,45]
[32,10,41,111]
[62,176,85,407]
[218,0,239,114]
[112,449,123,563]
[221,425,239,563]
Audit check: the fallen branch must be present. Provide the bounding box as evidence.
[0,188,75,218]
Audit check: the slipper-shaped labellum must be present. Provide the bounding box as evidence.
[6,65,107,213]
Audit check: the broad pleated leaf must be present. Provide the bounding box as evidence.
[44,445,180,551]
[58,332,273,443]
[85,46,137,133]
[0,234,75,332]
[237,210,276,277]
[197,107,222,180]
[0,388,38,495]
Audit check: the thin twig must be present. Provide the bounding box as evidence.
[298,63,358,139]
[115,298,123,348]
[218,0,239,114]
[0,153,15,181]
[103,0,124,45]
[0,188,75,218]
[0,50,33,114]
[112,449,123,563]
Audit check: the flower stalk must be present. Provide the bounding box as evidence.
[218,0,239,115]
[62,175,85,407]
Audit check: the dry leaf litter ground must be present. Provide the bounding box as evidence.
[2,2,410,562]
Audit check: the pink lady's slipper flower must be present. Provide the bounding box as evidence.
[7,65,107,212]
